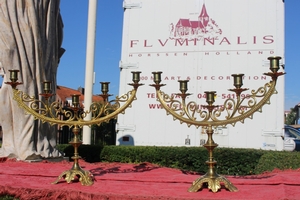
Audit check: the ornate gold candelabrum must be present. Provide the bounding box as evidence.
[150,56,284,193]
[5,70,143,186]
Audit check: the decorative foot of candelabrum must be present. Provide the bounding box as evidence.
[150,56,284,193]
[6,70,143,186]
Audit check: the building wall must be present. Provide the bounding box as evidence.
[117,0,285,150]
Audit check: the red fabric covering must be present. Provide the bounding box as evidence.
[0,158,299,200]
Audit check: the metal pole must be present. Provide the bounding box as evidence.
[83,0,97,144]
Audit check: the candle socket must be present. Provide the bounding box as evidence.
[9,69,19,83]
[268,56,281,73]
[231,74,244,89]
[178,80,189,94]
[71,94,80,108]
[100,82,110,95]
[152,71,162,85]
[132,71,141,84]
[205,91,216,106]
[43,81,52,94]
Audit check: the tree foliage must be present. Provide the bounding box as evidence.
[285,108,297,125]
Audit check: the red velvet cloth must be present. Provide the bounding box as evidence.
[0,158,299,200]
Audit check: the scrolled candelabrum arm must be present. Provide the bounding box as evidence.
[154,77,278,128]
[220,80,276,126]
[11,87,139,127]
[155,90,200,126]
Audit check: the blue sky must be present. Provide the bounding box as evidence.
[58,0,124,97]
[284,0,300,110]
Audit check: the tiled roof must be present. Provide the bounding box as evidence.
[190,21,204,29]
[56,85,103,105]
[176,19,191,27]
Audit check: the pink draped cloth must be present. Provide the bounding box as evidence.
[0,159,299,199]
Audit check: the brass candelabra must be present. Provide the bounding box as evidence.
[150,56,284,193]
[5,70,143,186]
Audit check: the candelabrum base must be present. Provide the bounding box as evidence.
[188,173,238,193]
[52,164,94,186]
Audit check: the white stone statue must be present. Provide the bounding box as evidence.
[0,0,65,160]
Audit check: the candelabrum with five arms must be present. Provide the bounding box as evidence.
[5,70,143,186]
[150,56,284,193]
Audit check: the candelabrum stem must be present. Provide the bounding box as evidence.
[203,126,218,178]
[188,125,237,193]
[52,125,94,186]
[69,126,82,168]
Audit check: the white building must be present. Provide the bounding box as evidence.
[117,0,285,150]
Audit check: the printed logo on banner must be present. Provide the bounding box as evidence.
[128,2,275,57]
[169,3,222,42]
